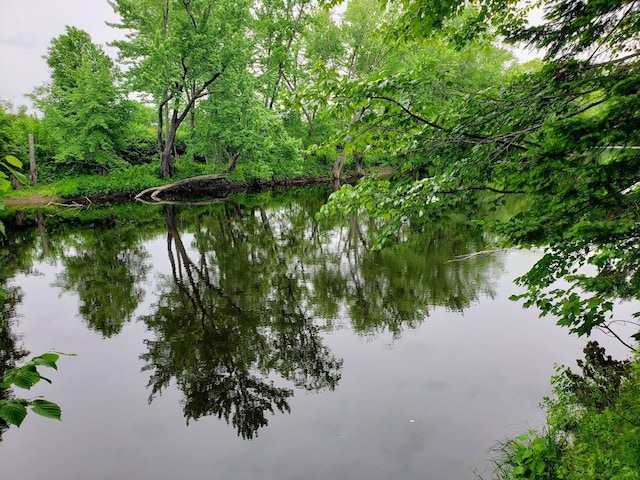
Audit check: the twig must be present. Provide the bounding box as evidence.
[447,249,504,263]
[45,201,84,208]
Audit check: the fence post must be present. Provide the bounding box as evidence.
[28,133,37,186]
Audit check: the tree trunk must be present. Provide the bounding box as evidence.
[332,147,346,190]
[160,121,178,179]
[35,212,50,258]
[227,152,240,174]
[353,151,365,176]
[10,175,21,190]
[160,145,174,179]
[157,104,164,152]
[331,105,368,187]
[164,104,170,146]
[135,172,229,201]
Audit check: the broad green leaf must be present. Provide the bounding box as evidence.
[33,353,60,370]
[4,155,22,168]
[10,369,41,389]
[0,400,28,427]
[30,399,62,420]
[4,165,27,183]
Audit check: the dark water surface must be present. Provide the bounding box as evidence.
[0,187,634,480]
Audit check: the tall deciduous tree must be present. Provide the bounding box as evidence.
[110,0,251,179]
[33,27,130,175]
[253,0,313,110]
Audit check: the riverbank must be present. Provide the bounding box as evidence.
[5,193,61,207]
[3,167,394,208]
[5,175,341,208]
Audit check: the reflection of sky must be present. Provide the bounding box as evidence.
[0,0,123,110]
[2,242,636,480]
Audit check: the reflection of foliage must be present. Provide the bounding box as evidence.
[312,216,502,337]
[0,188,505,439]
[142,296,295,440]
[557,341,631,413]
[0,286,28,441]
[54,216,150,337]
[0,215,41,281]
[141,191,502,437]
[141,205,342,439]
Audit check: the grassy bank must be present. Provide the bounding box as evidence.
[5,157,342,206]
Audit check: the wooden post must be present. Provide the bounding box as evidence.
[28,133,37,186]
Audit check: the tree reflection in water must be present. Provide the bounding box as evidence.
[0,188,504,439]
[0,286,28,442]
[141,195,503,438]
[54,215,151,337]
[141,205,343,439]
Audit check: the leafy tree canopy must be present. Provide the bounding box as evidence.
[32,26,132,175]
[110,0,252,178]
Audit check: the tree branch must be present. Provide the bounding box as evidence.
[368,95,529,151]
[368,95,447,131]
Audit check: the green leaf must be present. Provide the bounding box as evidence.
[4,155,22,168]
[3,165,27,184]
[10,369,41,389]
[0,400,28,427]
[30,399,62,420]
[32,353,60,370]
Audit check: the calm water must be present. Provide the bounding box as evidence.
[0,187,634,480]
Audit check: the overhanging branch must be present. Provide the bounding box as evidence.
[368,95,529,151]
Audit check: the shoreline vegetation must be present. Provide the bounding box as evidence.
[3,175,333,207]
[3,168,388,207]
[483,342,640,480]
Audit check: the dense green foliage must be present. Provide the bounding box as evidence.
[31,27,136,175]
[488,343,640,480]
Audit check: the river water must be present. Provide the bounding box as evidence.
[0,187,634,480]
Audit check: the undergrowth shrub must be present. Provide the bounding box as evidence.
[486,341,640,480]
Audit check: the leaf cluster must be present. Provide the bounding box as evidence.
[0,353,66,427]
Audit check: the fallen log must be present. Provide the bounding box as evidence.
[135,173,229,201]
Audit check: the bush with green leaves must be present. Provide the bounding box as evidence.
[488,342,640,480]
[490,429,564,480]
